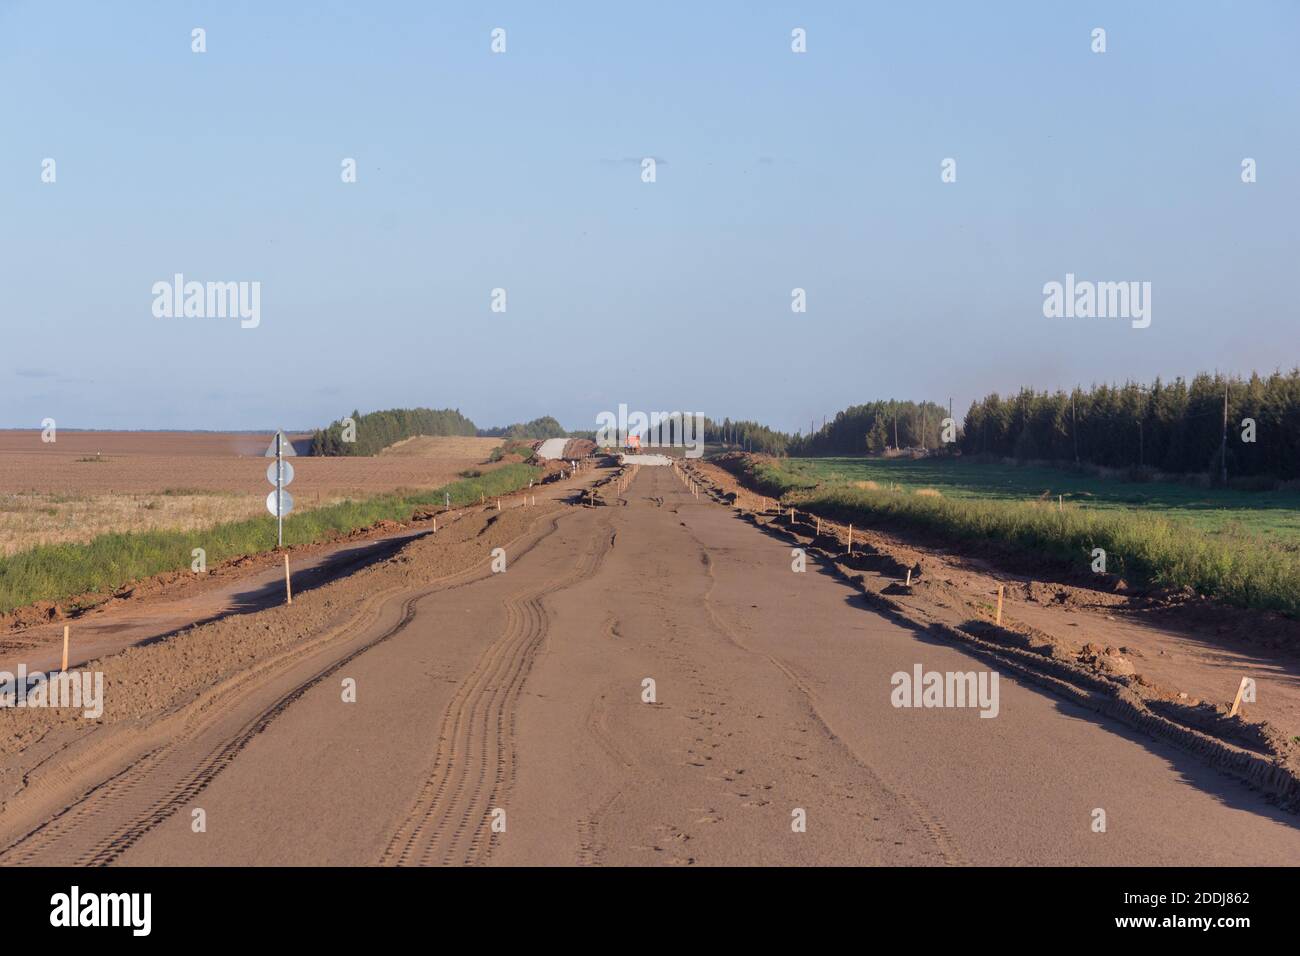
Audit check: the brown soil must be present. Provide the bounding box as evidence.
[561,438,597,459]
[0,430,306,457]
[686,457,1300,795]
[0,430,510,497]
[2,463,1297,866]
[0,430,528,557]
[0,476,561,639]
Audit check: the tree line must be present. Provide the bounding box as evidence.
[704,418,794,455]
[705,402,952,457]
[311,408,594,456]
[789,401,952,456]
[959,370,1300,480]
[311,408,477,456]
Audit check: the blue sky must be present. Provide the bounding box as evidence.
[2,1,1297,433]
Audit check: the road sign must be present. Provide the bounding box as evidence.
[266,429,296,547]
[267,460,295,486]
[263,431,298,457]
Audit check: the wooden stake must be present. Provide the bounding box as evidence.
[1228,676,1251,718]
[906,568,912,586]
[433,516,437,531]
[284,553,293,605]
[848,525,853,556]
[816,516,821,535]
[995,585,1004,625]
[61,624,69,671]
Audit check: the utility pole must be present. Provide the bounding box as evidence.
[893,408,898,451]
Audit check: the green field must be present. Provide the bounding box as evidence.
[778,457,1300,547]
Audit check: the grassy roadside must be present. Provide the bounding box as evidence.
[716,455,1299,617]
[778,455,1300,545]
[714,453,817,498]
[0,463,541,617]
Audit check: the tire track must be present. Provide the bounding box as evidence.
[0,505,578,866]
[0,585,427,865]
[380,513,613,866]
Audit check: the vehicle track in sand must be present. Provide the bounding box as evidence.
[380,510,614,866]
[0,497,591,866]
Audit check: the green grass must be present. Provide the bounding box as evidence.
[780,457,1300,547]
[0,463,541,616]
[735,456,1300,616]
[715,455,818,498]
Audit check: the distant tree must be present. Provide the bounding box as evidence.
[866,418,889,453]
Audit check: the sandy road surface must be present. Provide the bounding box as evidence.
[2,466,1298,865]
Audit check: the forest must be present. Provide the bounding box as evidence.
[959,371,1300,481]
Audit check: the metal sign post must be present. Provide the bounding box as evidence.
[264,430,297,547]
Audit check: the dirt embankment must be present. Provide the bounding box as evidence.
[684,456,1300,806]
[0,471,563,639]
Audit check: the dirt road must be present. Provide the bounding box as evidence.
[2,465,1297,865]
